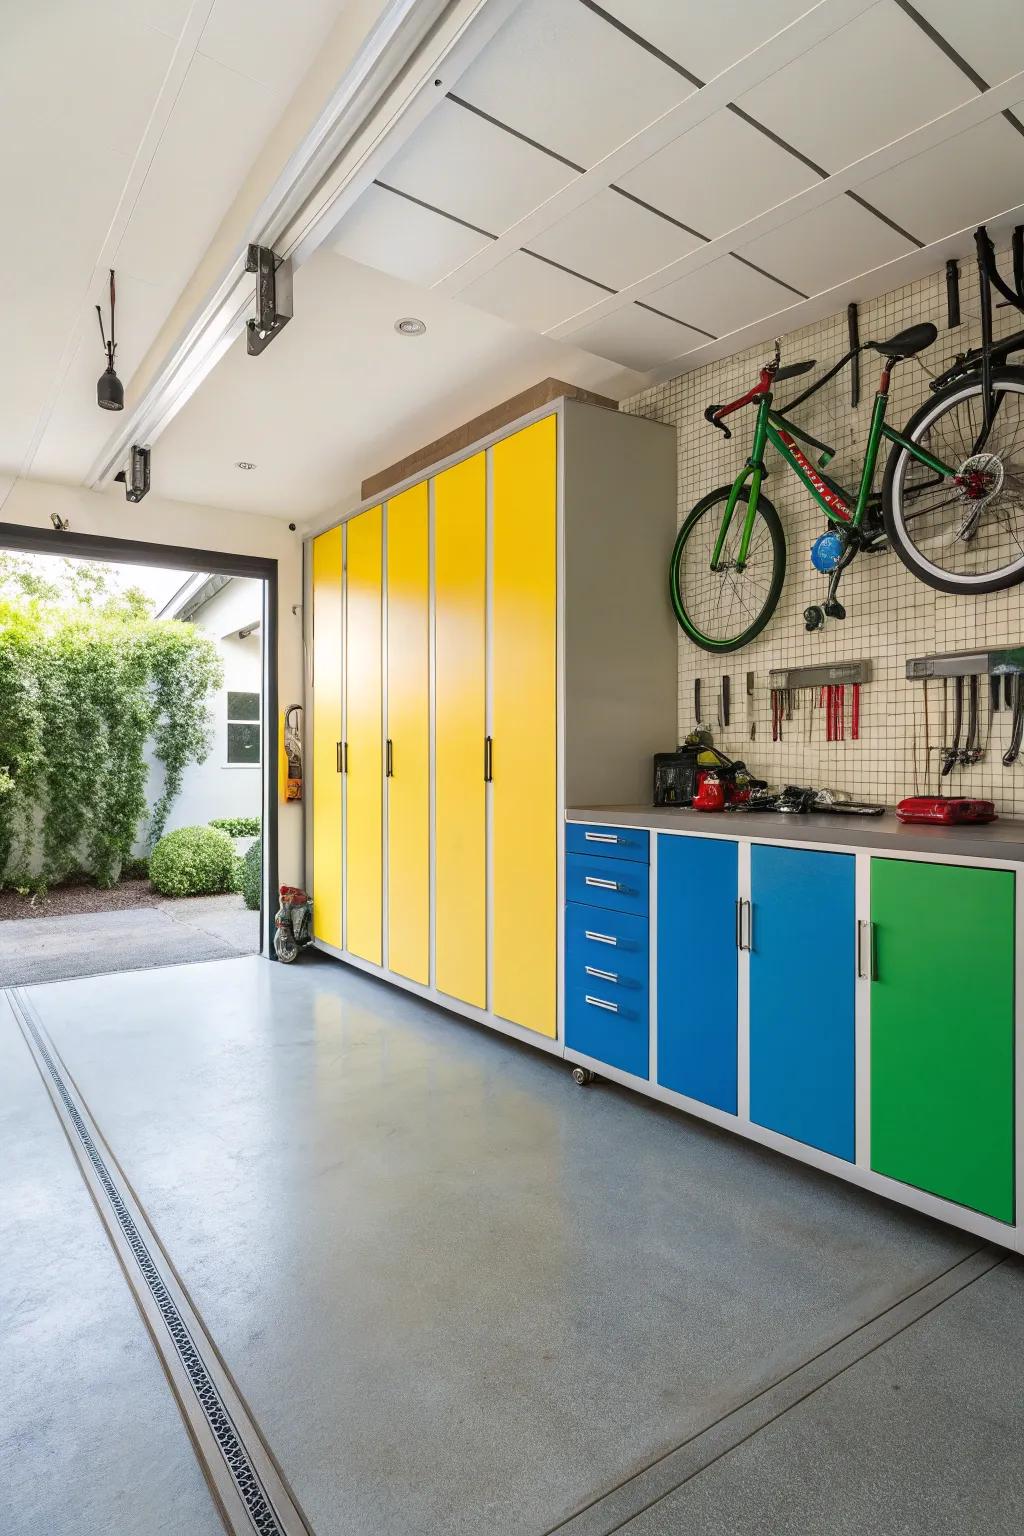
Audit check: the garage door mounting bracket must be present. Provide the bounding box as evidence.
[245,244,293,356]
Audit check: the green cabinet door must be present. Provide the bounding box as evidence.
[871,858,1015,1222]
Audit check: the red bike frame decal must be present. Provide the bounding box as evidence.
[775,428,852,521]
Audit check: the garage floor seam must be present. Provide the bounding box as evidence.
[544,1243,1003,1536]
[7,986,315,1536]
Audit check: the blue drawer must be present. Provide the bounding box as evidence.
[565,901,648,990]
[565,851,649,916]
[566,822,650,863]
[565,968,649,1080]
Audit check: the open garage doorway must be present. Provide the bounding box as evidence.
[0,523,278,986]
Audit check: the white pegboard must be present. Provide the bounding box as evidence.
[622,246,1024,813]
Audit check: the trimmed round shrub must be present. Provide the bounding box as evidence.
[209,816,260,838]
[149,825,237,897]
[240,838,262,911]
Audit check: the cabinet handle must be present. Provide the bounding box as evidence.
[584,832,619,843]
[585,965,619,983]
[735,898,742,949]
[336,740,343,774]
[745,899,753,952]
[585,995,618,1013]
[857,919,876,980]
[735,898,752,951]
[385,738,393,778]
[585,876,619,891]
[484,735,493,783]
[584,930,617,946]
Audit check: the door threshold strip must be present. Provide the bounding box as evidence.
[8,986,313,1536]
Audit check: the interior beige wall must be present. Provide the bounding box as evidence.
[0,479,304,883]
[623,248,1024,815]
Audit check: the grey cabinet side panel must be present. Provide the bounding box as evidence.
[562,401,678,806]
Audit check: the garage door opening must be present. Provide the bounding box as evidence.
[0,526,278,986]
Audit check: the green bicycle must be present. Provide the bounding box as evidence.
[670,323,1024,651]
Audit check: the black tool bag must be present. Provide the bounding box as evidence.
[653,749,701,806]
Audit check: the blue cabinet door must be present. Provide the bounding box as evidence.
[657,834,738,1113]
[749,844,855,1161]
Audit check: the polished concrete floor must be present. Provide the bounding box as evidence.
[2,954,1022,1535]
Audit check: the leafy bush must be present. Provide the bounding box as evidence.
[210,816,260,838]
[240,838,262,911]
[121,856,150,880]
[149,826,236,898]
[0,554,222,889]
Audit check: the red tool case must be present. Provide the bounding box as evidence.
[896,796,997,825]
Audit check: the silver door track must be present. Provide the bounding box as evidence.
[8,987,313,1536]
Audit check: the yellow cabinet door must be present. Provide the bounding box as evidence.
[345,505,383,965]
[434,453,486,1008]
[386,483,430,984]
[491,415,558,1037]
[311,526,343,948]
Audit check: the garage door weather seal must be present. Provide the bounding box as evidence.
[8,987,313,1536]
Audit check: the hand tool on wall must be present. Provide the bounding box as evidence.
[963,674,981,765]
[747,671,755,740]
[694,677,701,724]
[1003,675,1023,766]
[942,675,964,776]
[722,674,731,728]
[1006,674,1014,710]
[851,683,860,740]
[991,675,1002,717]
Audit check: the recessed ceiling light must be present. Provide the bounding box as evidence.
[395,316,426,337]
[235,460,257,470]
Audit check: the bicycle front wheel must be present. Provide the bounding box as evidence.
[883,369,1024,595]
[670,487,786,653]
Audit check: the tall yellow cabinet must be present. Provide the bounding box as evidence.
[307,399,676,1050]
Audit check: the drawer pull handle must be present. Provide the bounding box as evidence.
[857,919,876,980]
[585,876,620,890]
[585,995,619,1013]
[585,965,618,983]
[584,832,619,843]
[584,930,617,946]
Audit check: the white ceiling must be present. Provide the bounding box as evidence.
[0,0,346,488]
[327,0,1024,379]
[10,0,1024,522]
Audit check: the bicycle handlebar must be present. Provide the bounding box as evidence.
[704,403,732,440]
[975,224,1024,313]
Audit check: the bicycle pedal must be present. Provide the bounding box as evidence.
[823,599,846,620]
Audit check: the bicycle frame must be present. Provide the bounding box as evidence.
[711,367,956,571]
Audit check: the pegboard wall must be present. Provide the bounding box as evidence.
[621,248,1024,814]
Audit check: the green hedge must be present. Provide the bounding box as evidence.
[149,826,237,897]
[210,816,261,838]
[240,838,262,911]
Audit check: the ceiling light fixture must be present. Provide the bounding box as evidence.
[95,269,124,411]
[395,316,426,336]
[235,460,257,470]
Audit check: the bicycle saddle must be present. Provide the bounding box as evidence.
[774,358,816,381]
[865,322,937,358]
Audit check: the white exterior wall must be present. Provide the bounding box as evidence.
[145,577,263,839]
[1,478,304,889]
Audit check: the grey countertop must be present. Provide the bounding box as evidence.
[566,804,1024,863]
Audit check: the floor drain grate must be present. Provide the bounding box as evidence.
[8,987,313,1536]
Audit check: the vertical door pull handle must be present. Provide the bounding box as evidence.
[857,920,876,979]
[735,899,752,951]
[336,740,343,774]
[385,738,393,777]
[735,898,742,950]
[744,899,753,953]
[484,735,493,782]
[343,741,348,773]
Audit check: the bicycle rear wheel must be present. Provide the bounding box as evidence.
[670,487,786,653]
[883,369,1024,595]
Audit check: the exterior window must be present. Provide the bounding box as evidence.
[227,691,261,765]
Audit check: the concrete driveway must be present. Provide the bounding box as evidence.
[0,894,259,986]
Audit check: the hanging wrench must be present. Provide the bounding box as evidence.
[942,675,964,776]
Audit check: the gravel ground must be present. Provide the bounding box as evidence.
[0,879,161,921]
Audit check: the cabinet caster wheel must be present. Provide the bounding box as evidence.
[804,604,824,632]
[571,1066,594,1086]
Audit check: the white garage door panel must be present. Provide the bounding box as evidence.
[528,189,702,291]
[596,0,815,85]
[383,99,577,236]
[909,0,1024,86]
[738,195,914,296]
[736,1,977,174]
[453,0,695,168]
[648,253,799,336]
[564,303,707,372]
[857,115,1024,245]
[617,109,819,241]
[332,185,493,287]
[456,249,606,332]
